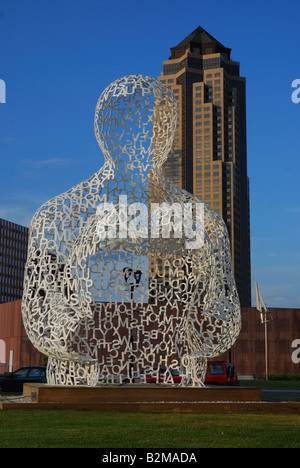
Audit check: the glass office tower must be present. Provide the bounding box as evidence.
[158,26,251,306]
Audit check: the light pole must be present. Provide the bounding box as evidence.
[255,282,275,381]
[123,267,142,383]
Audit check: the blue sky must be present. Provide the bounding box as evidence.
[0,0,300,308]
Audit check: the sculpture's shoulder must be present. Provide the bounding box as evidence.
[165,179,226,232]
[158,179,229,257]
[30,168,110,235]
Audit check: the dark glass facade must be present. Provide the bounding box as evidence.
[0,219,29,303]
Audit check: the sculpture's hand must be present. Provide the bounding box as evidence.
[21,228,97,363]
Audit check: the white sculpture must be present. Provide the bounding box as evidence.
[22,75,241,387]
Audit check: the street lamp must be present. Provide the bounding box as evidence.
[123,268,142,299]
[255,282,275,381]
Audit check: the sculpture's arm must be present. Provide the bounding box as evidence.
[186,208,241,358]
[21,203,95,363]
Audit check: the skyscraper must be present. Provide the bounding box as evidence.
[158,26,251,306]
[0,218,29,303]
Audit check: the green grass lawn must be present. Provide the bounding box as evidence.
[1,380,300,448]
[0,410,299,448]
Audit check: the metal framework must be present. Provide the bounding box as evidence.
[22,75,241,387]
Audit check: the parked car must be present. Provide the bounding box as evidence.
[205,362,239,385]
[143,368,179,384]
[142,362,239,385]
[143,368,166,384]
[0,366,47,392]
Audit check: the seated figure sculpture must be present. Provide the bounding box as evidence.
[22,75,241,387]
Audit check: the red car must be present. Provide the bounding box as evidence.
[144,368,166,384]
[143,362,238,385]
[205,362,238,385]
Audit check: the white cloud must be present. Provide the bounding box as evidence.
[0,136,16,144]
[0,204,33,227]
[285,206,300,213]
[22,158,72,169]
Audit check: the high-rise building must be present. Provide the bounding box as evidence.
[0,218,29,303]
[158,26,251,306]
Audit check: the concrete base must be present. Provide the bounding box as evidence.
[0,383,299,413]
[23,383,262,404]
[23,384,261,404]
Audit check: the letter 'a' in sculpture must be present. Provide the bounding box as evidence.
[22,75,241,387]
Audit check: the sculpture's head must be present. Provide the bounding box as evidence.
[94,75,178,169]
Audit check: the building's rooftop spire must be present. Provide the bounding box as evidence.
[170,26,231,59]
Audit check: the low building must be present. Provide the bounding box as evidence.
[0,299,299,377]
[228,307,300,377]
[0,300,43,373]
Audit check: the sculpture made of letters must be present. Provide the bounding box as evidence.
[22,75,241,387]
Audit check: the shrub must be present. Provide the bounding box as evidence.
[269,374,300,381]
